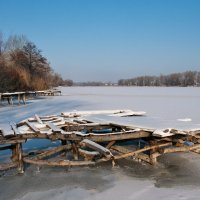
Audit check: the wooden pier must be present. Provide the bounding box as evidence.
[0,111,200,173]
[0,89,62,106]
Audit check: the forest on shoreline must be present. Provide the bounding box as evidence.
[0,33,72,92]
[118,71,200,87]
[74,71,200,87]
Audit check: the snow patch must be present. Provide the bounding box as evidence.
[177,118,192,122]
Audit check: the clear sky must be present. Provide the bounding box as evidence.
[0,0,200,82]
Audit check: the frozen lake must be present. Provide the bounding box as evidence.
[1,86,200,131]
[0,86,200,200]
[60,86,200,129]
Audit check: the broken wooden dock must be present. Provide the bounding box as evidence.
[0,110,200,173]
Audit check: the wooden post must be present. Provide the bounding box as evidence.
[21,94,26,104]
[61,140,67,156]
[71,142,79,160]
[7,97,10,105]
[16,143,24,174]
[11,145,17,162]
[106,141,116,149]
[150,152,161,165]
[10,97,13,106]
[18,94,21,105]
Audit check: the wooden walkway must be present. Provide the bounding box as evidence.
[0,111,200,173]
[0,89,62,106]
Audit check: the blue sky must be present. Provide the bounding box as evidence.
[0,0,200,82]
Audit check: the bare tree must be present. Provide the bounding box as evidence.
[4,34,27,52]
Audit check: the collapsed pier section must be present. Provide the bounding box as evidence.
[0,110,200,173]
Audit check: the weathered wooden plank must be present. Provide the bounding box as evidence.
[83,130,151,142]
[0,126,15,137]
[35,114,43,124]
[46,122,63,133]
[0,139,25,145]
[25,120,40,133]
[16,130,152,142]
[10,123,21,135]
[73,119,87,124]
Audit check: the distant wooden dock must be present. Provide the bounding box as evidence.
[0,89,61,106]
[0,110,200,174]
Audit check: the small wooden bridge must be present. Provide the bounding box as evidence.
[0,110,200,174]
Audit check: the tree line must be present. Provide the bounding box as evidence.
[0,33,73,92]
[118,71,200,87]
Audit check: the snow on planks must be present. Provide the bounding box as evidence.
[61,109,146,117]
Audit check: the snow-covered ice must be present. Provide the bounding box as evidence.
[0,86,200,200]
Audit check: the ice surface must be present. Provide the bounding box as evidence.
[1,86,200,131]
[0,86,200,200]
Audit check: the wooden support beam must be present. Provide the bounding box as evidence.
[0,162,17,171]
[18,94,20,105]
[80,139,113,158]
[111,145,151,164]
[114,142,172,160]
[87,131,151,142]
[135,153,151,164]
[191,148,200,154]
[22,94,26,104]
[0,139,26,145]
[111,145,131,153]
[32,144,72,160]
[60,140,68,156]
[150,152,161,164]
[14,130,152,142]
[106,141,116,149]
[23,158,95,167]
[161,144,200,154]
